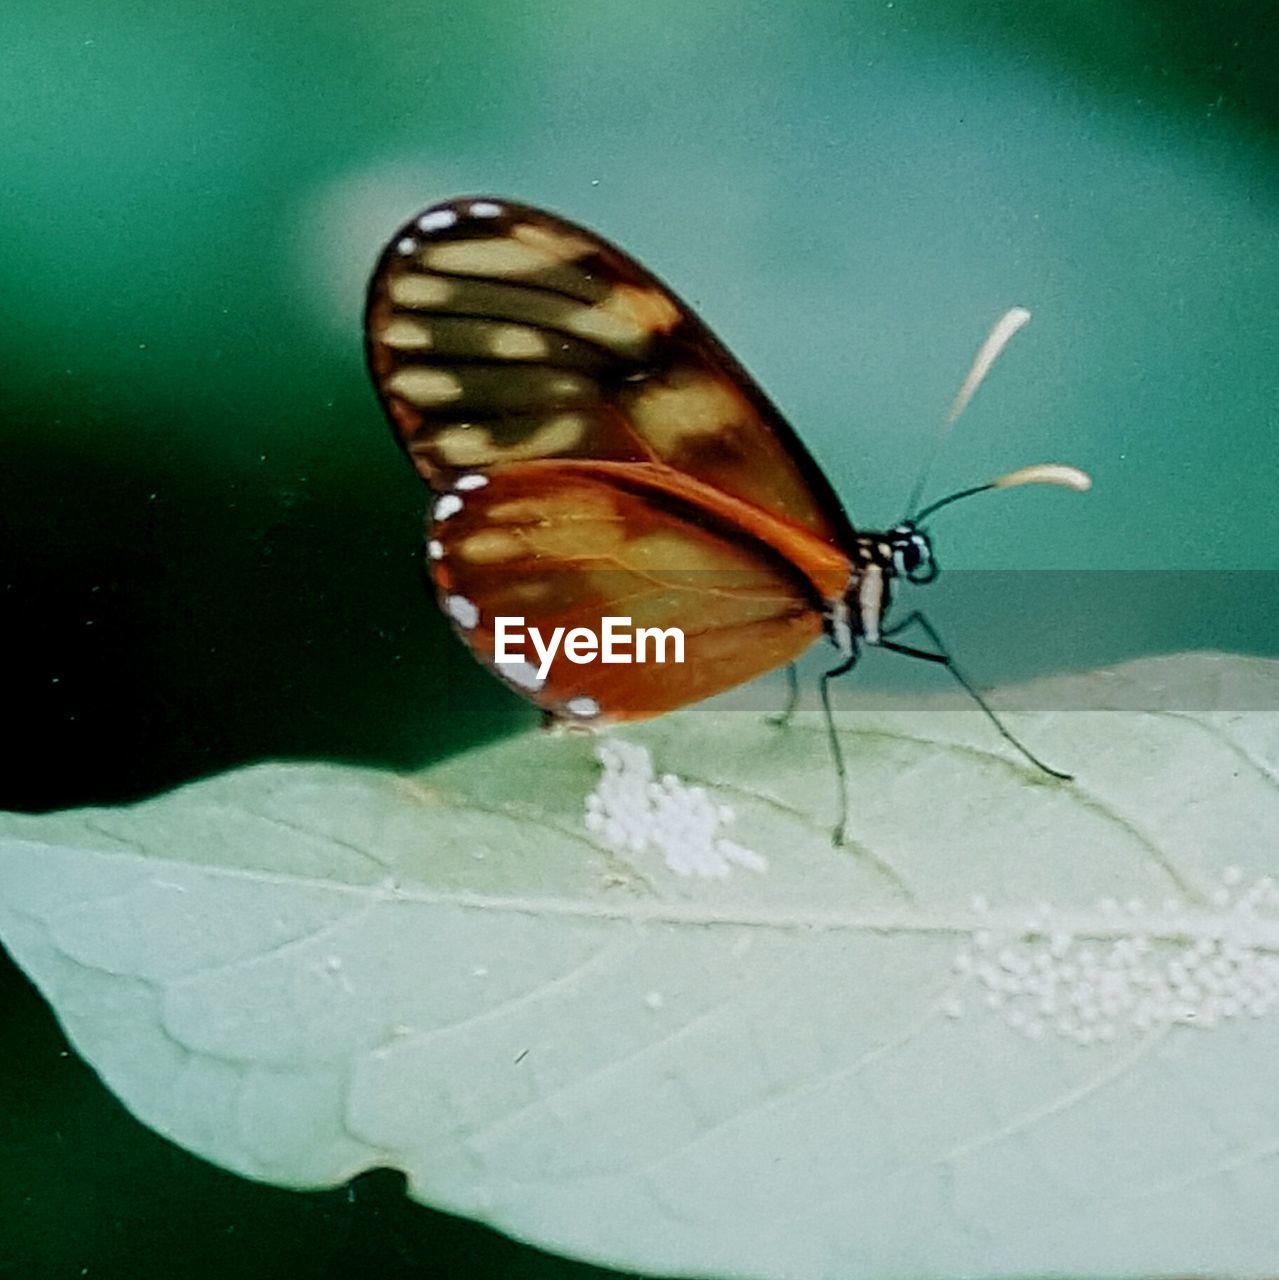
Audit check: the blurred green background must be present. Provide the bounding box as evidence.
[2,1,1277,1275]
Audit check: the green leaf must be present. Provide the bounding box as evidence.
[3,652,1278,1278]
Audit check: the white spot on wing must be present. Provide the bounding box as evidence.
[418,208,458,232]
[433,493,463,521]
[468,200,503,218]
[427,539,444,560]
[488,323,550,360]
[501,660,544,692]
[388,273,453,308]
[395,236,417,256]
[454,473,488,491]
[565,695,600,718]
[378,317,433,349]
[387,366,463,406]
[446,594,479,629]
[431,414,587,467]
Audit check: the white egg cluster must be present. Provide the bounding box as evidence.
[584,738,767,879]
[950,871,1279,1046]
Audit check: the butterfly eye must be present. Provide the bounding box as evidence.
[905,535,938,583]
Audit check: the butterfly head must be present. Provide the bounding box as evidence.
[884,522,938,584]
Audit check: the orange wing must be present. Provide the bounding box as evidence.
[365,196,857,549]
[425,465,827,721]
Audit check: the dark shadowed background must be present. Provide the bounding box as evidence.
[3,1,1278,1275]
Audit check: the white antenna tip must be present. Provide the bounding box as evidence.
[992,463,1092,493]
[945,307,1034,426]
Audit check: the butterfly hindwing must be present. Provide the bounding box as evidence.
[365,196,856,548]
[427,466,826,721]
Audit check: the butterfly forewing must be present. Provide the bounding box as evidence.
[365,197,856,546]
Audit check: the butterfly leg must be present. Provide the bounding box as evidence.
[767,662,801,728]
[819,651,858,847]
[541,710,596,737]
[878,610,1071,781]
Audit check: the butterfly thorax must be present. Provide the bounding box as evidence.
[830,523,935,655]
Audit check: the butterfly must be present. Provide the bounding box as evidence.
[364,196,1090,841]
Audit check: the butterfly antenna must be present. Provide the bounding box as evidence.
[912,462,1091,524]
[903,307,1033,518]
